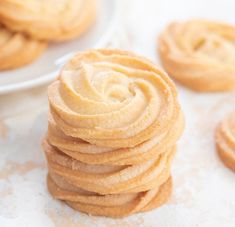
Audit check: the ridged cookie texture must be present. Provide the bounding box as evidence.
[0,25,46,70]
[42,49,184,218]
[216,111,235,172]
[158,20,235,92]
[0,0,96,41]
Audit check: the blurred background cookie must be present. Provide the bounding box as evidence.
[158,20,235,92]
[0,25,46,70]
[0,0,96,42]
[216,111,235,172]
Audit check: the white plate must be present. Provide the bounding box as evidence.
[0,0,119,95]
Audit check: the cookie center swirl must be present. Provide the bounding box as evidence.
[59,63,160,129]
[175,21,235,64]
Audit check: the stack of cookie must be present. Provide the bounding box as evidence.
[42,49,184,217]
[0,0,96,70]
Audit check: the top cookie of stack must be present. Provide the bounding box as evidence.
[0,0,96,70]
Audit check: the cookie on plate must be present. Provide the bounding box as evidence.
[0,25,46,70]
[158,20,235,92]
[216,111,235,172]
[0,0,96,42]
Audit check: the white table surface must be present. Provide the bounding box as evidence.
[1,0,235,226]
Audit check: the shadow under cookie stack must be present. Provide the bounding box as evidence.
[42,49,184,218]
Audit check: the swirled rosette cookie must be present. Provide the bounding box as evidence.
[159,20,235,92]
[216,111,235,171]
[42,49,184,217]
[0,0,96,41]
[0,25,46,70]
